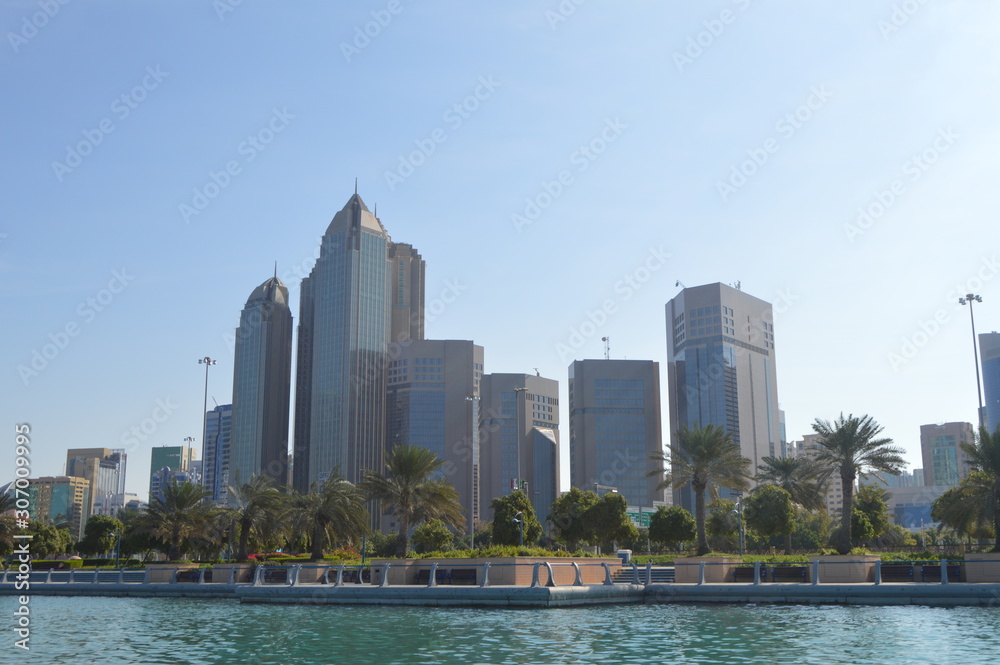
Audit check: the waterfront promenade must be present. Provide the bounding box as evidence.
[4,560,1000,608]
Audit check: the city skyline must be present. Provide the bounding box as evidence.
[5,4,1000,503]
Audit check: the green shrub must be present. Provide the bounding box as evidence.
[741,554,809,564]
[31,559,83,570]
[412,545,590,559]
[632,555,676,565]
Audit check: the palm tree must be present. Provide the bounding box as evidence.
[757,455,827,554]
[137,480,211,560]
[650,424,752,555]
[226,474,287,561]
[811,413,905,554]
[934,427,1000,551]
[0,492,15,555]
[290,473,369,560]
[360,445,465,558]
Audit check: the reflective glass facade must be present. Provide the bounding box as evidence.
[919,422,973,488]
[230,276,292,493]
[981,333,1000,434]
[665,284,781,512]
[385,340,483,535]
[203,404,232,503]
[292,193,429,508]
[568,360,664,509]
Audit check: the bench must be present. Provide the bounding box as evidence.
[449,568,477,585]
[414,568,450,585]
[879,564,914,582]
[920,564,961,583]
[342,568,371,584]
[263,568,288,584]
[770,566,807,583]
[175,569,203,583]
[732,566,766,583]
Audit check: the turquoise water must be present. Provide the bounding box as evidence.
[3,597,1000,664]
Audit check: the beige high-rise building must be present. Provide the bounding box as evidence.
[65,448,126,515]
[479,373,560,525]
[791,434,845,516]
[665,283,781,511]
[388,242,425,344]
[28,476,91,541]
[920,422,974,488]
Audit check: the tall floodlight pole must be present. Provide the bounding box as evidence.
[466,395,480,549]
[959,295,985,430]
[198,357,217,473]
[513,386,528,496]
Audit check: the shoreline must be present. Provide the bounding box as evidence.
[5,581,1000,608]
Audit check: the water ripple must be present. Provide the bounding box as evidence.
[3,597,999,664]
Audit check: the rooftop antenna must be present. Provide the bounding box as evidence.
[602,336,610,360]
[212,397,219,408]
[273,261,277,279]
[534,368,540,376]
[675,280,686,289]
[354,177,358,195]
[735,280,742,291]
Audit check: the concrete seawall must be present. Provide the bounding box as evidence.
[4,581,1000,608]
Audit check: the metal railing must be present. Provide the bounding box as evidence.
[3,558,994,588]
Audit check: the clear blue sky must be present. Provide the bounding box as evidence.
[3,1,998,501]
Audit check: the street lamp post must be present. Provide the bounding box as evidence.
[110,531,121,568]
[198,357,217,471]
[959,294,986,430]
[512,511,524,547]
[731,499,745,556]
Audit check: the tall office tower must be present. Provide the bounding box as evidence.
[568,359,665,509]
[148,445,196,499]
[665,283,780,510]
[388,243,425,344]
[920,422,974,488]
[479,373,560,524]
[65,448,126,514]
[293,192,424,503]
[790,434,846,516]
[980,332,1000,434]
[229,275,293,493]
[386,340,483,536]
[27,476,92,541]
[203,404,233,503]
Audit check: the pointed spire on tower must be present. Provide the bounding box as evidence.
[354,177,358,195]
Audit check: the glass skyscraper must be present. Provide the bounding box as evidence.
[229,275,292,493]
[980,332,1000,434]
[568,359,664,509]
[665,283,780,511]
[203,403,232,503]
[385,339,483,538]
[293,192,424,505]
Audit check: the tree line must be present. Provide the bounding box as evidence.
[4,415,998,561]
[645,414,1000,556]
